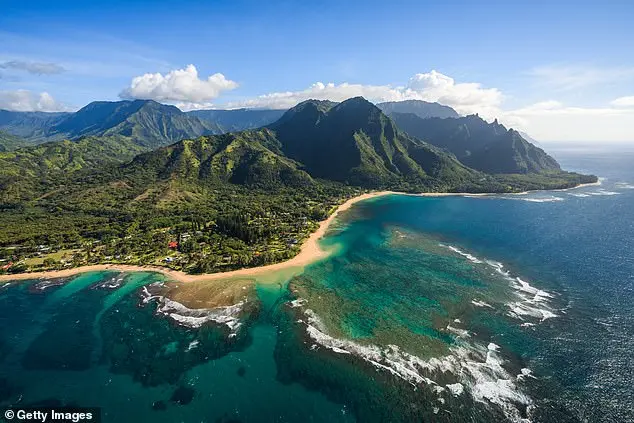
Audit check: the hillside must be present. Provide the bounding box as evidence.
[377,100,459,119]
[0,131,30,152]
[389,112,561,174]
[0,135,146,202]
[126,129,313,189]
[0,110,69,142]
[268,97,480,189]
[49,100,222,148]
[189,109,285,132]
[0,100,222,150]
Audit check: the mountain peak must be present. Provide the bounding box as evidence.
[331,96,377,112]
[377,100,459,119]
[389,112,560,174]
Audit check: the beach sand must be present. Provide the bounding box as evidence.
[0,182,600,284]
[0,191,392,284]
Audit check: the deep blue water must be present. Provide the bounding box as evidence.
[332,147,634,422]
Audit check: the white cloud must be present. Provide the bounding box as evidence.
[404,71,503,118]
[610,96,634,107]
[529,65,634,90]
[120,64,238,103]
[502,101,634,143]
[0,60,66,75]
[221,70,503,119]
[0,90,67,112]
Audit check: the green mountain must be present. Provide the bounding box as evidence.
[48,100,222,148]
[0,100,222,150]
[126,129,312,189]
[268,97,479,189]
[0,110,69,142]
[188,108,286,132]
[377,100,460,119]
[0,131,30,152]
[0,135,146,202]
[389,112,560,174]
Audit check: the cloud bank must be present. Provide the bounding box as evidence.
[0,90,67,112]
[0,60,66,75]
[610,96,634,107]
[503,100,634,142]
[120,64,238,103]
[222,70,503,119]
[528,65,634,90]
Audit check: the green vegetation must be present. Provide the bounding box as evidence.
[0,97,597,275]
[0,135,146,202]
[0,131,30,152]
[0,99,221,150]
[269,97,481,188]
[189,108,285,132]
[389,112,561,174]
[0,109,69,142]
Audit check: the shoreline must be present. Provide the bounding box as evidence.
[0,191,392,283]
[0,181,601,283]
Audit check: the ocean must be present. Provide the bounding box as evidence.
[0,146,632,423]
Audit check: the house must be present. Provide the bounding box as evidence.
[168,241,179,249]
[1,262,13,270]
[164,257,174,263]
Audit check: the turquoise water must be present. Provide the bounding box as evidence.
[1,148,632,422]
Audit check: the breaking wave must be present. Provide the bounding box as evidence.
[296,307,534,422]
[519,196,565,203]
[140,284,245,334]
[290,243,561,422]
[441,245,558,322]
[588,189,620,196]
[614,182,634,189]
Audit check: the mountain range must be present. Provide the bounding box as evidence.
[388,112,560,174]
[0,98,596,204]
[110,98,479,194]
[0,99,465,151]
[376,100,460,119]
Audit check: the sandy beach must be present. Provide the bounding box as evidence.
[0,182,600,284]
[0,190,394,283]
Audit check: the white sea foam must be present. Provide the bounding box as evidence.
[141,286,245,333]
[589,189,620,196]
[615,182,634,189]
[289,298,307,308]
[446,383,464,396]
[442,245,558,323]
[441,244,483,263]
[520,196,564,203]
[299,308,533,422]
[471,300,493,308]
[447,325,470,338]
[186,340,199,351]
[567,192,591,198]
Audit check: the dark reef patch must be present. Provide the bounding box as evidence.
[170,385,195,405]
[99,293,256,386]
[22,287,111,371]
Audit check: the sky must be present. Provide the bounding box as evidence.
[1,0,633,143]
